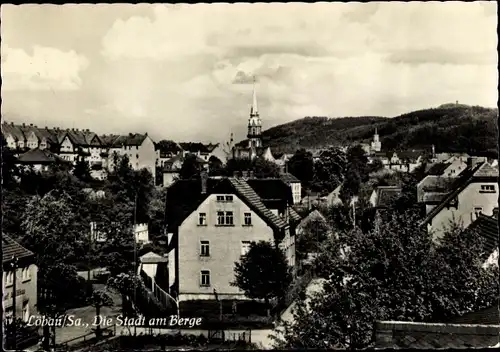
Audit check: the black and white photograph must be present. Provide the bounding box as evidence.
[1,1,499,351]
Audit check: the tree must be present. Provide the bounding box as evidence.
[339,167,361,204]
[179,153,202,179]
[296,215,332,263]
[311,147,347,194]
[274,212,498,349]
[252,157,281,178]
[73,158,93,183]
[208,155,224,176]
[232,241,292,317]
[287,149,314,186]
[91,290,114,338]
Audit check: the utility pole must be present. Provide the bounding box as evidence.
[11,255,19,351]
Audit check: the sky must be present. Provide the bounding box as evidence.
[1,2,498,144]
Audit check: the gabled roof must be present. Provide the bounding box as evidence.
[17,148,66,164]
[2,123,26,141]
[289,208,302,223]
[426,162,452,176]
[140,251,168,264]
[110,133,148,147]
[280,172,301,184]
[99,134,121,146]
[420,162,499,226]
[2,234,34,263]
[166,177,288,234]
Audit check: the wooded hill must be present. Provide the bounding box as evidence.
[242,104,498,157]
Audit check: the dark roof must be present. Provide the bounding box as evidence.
[397,149,426,161]
[426,162,452,176]
[420,162,499,226]
[17,148,66,164]
[179,142,216,153]
[373,186,402,208]
[280,173,301,183]
[448,305,500,325]
[465,213,498,261]
[2,234,34,263]
[166,177,288,234]
[375,321,500,349]
[2,123,26,141]
[156,140,183,153]
[289,208,302,222]
[110,134,148,147]
[246,179,293,205]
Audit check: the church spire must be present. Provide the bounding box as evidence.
[251,76,258,116]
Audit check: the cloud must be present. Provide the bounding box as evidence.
[386,49,497,66]
[1,45,89,91]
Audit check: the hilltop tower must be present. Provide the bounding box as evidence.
[247,77,262,149]
[370,127,381,152]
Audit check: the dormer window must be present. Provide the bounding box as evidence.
[480,185,496,193]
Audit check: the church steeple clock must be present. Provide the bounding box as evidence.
[247,76,262,149]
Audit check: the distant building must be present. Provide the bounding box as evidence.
[420,160,498,239]
[231,77,277,162]
[102,133,156,175]
[16,148,69,172]
[165,173,296,302]
[369,186,402,209]
[370,128,381,153]
[279,173,302,205]
[161,154,208,188]
[324,184,343,207]
[2,234,38,322]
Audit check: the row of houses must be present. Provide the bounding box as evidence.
[1,122,223,183]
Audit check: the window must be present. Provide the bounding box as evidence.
[216,196,225,202]
[5,271,14,286]
[241,241,252,256]
[217,211,233,226]
[474,207,483,217]
[200,241,210,257]
[480,185,496,193]
[217,211,225,225]
[198,213,207,226]
[200,270,210,287]
[225,195,233,202]
[225,211,234,225]
[243,213,252,226]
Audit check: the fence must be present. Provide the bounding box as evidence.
[58,324,117,351]
[137,269,177,318]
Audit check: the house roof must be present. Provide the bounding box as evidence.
[179,142,217,154]
[156,140,183,153]
[465,213,498,261]
[289,208,302,222]
[426,162,452,176]
[397,149,426,161]
[140,252,168,264]
[280,172,301,184]
[245,179,293,205]
[448,305,500,325]
[375,321,500,349]
[420,162,499,226]
[2,234,34,263]
[2,123,26,141]
[110,134,148,147]
[166,177,288,234]
[373,186,402,208]
[17,148,66,164]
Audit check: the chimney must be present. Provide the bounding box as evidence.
[30,123,33,127]
[22,123,26,127]
[493,208,498,218]
[201,170,208,194]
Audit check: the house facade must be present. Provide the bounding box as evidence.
[166,174,295,302]
[104,133,157,174]
[2,235,38,322]
[279,173,302,205]
[420,160,499,239]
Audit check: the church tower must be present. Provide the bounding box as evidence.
[247,77,263,149]
[370,127,381,152]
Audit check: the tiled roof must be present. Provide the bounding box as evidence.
[17,148,65,164]
[465,213,498,261]
[110,134,148,147]
[374,186,402,208]
[420,162,497,226]
[280,172,301,183]
[2,234,34,263]
[229,178,288,231]
[426,162,452,176]
[166,177,288,234]
[448,305,500,325]
[99,134,121,146]
[419,175,455,193]
[289,208,302,223]
[2,123,26,141]
[375,321,500,349]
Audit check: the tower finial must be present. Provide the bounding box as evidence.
[251,76,258,116]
